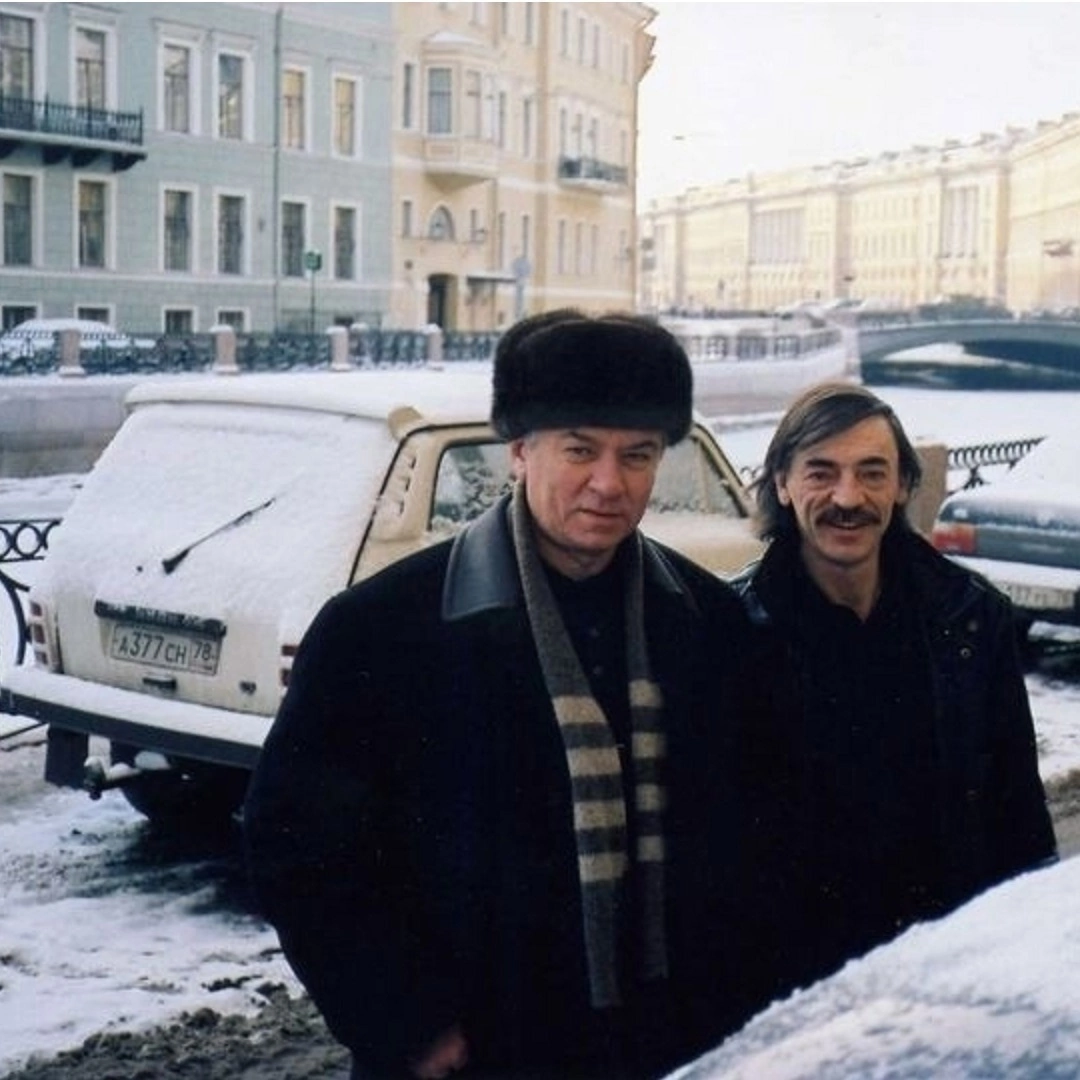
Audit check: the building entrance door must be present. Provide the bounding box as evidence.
[427,274,453,328]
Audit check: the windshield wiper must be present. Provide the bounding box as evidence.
[161,493,279,575]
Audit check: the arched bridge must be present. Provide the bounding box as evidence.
[855,312,1080,369]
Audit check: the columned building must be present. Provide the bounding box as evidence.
[638,117,1080,316]
[0,2,393,333]
[391,1,652,331]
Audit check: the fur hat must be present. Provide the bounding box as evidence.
[491,310,693,444]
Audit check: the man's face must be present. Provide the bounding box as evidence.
[775,415,909,578]
[511,426,665,578]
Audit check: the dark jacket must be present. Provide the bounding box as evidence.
[731,526,1058,995]
[243,499,776,1078]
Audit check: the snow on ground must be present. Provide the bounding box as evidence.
[1,378,1080,1075]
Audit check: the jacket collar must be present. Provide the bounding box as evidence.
[441,495,690,622]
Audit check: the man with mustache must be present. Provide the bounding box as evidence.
[732,381,1057,997]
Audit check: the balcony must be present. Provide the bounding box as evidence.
[423,135,497,187]
[557,155,629,192]
[0,93,146,171]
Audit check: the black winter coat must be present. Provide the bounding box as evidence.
[243,499,779,1078]
[731,527,1057,997]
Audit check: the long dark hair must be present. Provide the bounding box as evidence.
[752,381,923,541]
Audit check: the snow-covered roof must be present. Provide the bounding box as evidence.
[125,366,497,426]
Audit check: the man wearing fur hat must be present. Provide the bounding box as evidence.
[244,311,776,1079]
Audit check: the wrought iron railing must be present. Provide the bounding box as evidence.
[0,518,60,667]
[557,155,629,185]
[0,92,144,144]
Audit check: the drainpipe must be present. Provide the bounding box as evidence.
[271,5,283,329]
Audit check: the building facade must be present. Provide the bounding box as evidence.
[640,116,1080,317]
[390,1,652,331]
[0,2,393,333]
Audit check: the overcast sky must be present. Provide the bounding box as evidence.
[637,2,1080,203]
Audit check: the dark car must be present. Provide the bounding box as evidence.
[931,433,1080,638]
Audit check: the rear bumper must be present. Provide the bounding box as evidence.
[0,664,269,771]
[950,555,1080,624]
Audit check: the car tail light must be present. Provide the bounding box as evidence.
[931,520,977,556]
[280,643,298,693]
[27,598,62,671]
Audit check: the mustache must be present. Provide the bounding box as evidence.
[816,507,882,528]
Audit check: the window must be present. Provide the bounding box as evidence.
[164,309,194,334]
[496,211,506,268]
[592,24,600,67]
[402,62,416,128]
[75,28,106,110]
[217,194,244,275]
[333,206,356,280]
[522,97,534,158]
[464,70,481,138]
[427,67,452,135]
[3,174,32,266]
[164,189,193,272]
[524,3,535,45]
[560,9,569,55]
[218,53,245,139]
[281,201,305,276]
[557,219,567,274]
[428,206,454,241]
[216,309,246,330]
[577,17,586,63]
[402,199,413,238]
[282,67,306,150]
[496,90,507,148]
[2,305,36,330]
[521,213,531,262]
[333,77,358,156]
[78,180,106,268]
[77,306,110,323]
[1,14,34,98]
[163,44,191,133]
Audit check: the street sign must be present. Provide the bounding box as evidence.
[304,250,322,272]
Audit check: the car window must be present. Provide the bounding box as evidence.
[429,433,746,535]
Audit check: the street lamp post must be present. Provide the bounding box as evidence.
[304,249,322,333]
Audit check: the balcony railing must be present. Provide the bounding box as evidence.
[0,92,144,146]
[557,155,629,187]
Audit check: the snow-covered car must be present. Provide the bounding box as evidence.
[931,433,1080,637]
[0,317,135,359]
[0,368,763,828]
[665,857,1077,1079]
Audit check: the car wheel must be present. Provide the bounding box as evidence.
[111,742,249,832]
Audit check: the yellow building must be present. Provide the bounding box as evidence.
[391,2,652,331]
[638,123,1068,315]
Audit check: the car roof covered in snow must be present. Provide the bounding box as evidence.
[124,366,498,427]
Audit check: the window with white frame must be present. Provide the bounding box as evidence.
[218,52,246,139]
[217,194,245,275]
[75,27,106,109]
[333,205,357,280]
[333,76,359,157]
[427,67,452,135]
[3,173,33,266]
[282,67,307,150]
[1,13,35,98]
[216,309,246,330]
[77,179,107,268]
[162,43,191,133]
[164,308,194,334]
[163,188,193,272]
[3,305,36,330]
[281,201,306,276]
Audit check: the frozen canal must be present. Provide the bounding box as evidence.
[1,370,1080,1074]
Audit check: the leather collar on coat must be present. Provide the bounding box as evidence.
[441,493,691,622]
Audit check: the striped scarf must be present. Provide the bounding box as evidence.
[510,482,669,1009]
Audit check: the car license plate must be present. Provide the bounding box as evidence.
[996,580,1075,613]
[108,623,221,675]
